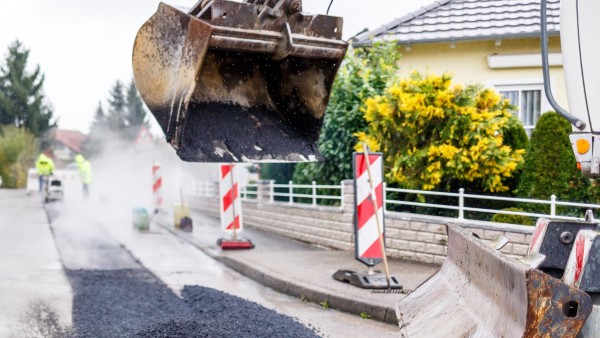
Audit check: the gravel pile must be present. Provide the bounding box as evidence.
[67,269,319,338]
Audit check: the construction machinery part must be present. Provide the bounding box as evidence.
[396,224,592,338]
[132,0,347,162]
[528,218,599,279]
[217,238,255,250]
[542,227,600,338]
[563,230,600,293]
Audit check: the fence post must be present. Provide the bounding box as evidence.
[312,181,317,206]
[340,181,345,210]
[458,188,465,220]
[551,195,556,217]
[289,180,294,204]
[269,180,274,203]
[383,182,388,213]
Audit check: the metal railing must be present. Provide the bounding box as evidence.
[188,180,218,197]
[268,181,344,208]
[240,183,258,200]
[188,180,344,208]
[187,179,600,222]
[385,185,600,222]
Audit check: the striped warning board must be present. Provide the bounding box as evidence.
[353,152,385,267]
[219,164,242,233]
[152,163,163,209]
[527,218,550,254]
[563,230,599,290]
[26,168,79,193]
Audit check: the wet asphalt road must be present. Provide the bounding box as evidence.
[45,204,319,337]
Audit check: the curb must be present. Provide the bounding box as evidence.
[157,223,398,324]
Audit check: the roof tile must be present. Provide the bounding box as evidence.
[353,0,561,45]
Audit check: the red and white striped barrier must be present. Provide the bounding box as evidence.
[563,230,599,290]
[219,164,242,233]
[353,152,385,266]
[152,162,163,210]
[26,168,79,193]
[527,218,550,254]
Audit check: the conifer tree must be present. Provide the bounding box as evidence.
[0,40,54,137]
[125,79,150,139]
[106,80,127,133]
[517,112,590,213]
[82,101,108,157]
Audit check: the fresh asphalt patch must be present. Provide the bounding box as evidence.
[46,205,320,338]
[67,269,319,338]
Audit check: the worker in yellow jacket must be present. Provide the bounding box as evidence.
[75,154,92,196]
[36,153,55,193]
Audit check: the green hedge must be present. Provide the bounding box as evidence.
[491,208,535,226]
[0,126,38,188]
[517,112,590,215]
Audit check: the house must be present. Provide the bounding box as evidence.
[352,0,563,134]
[51,129,87,168]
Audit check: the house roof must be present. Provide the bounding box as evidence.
[352,0,561,46]
[53,129,86,154]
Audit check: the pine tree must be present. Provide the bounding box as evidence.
[125,79,149,140]
[82,101,108,158]
[0,40,54,137]
[91,101,107,130]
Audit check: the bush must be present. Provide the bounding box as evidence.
[0,126,38,188]
[357,72,526,193]
[517,112,590,214]
[259,163,296,184]
[293,41,401,185]
[491,208,535,226]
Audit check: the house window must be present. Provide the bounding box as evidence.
[493,82,551,136]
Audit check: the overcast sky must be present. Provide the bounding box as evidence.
[0,0,434,134]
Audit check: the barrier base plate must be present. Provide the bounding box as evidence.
[332,269,402,290]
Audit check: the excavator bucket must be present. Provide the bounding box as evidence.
[397,224,592,338]
[132,0,347,162]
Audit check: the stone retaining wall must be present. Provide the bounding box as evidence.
[188,180,534,265]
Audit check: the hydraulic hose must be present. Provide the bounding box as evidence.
[540,0,587,130]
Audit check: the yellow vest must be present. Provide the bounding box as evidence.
[36,154,55,176]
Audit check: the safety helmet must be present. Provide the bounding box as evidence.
[75,154,85,164]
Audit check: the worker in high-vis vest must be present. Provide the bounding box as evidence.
[75,154,92,196]
[36,153,55,193]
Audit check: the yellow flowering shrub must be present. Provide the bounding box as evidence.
[356,72,525,192]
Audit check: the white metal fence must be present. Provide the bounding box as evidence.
[188,180,344,207]
[188,180,218,197]
[268,181,344,207]
[188,180,600,222]
[385,186,600,222]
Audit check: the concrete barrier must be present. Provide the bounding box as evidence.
[395,224,591,338]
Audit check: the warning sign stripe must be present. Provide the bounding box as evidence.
[219,164,243,233]
[354,153,384,262]
[152,164,162,208]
